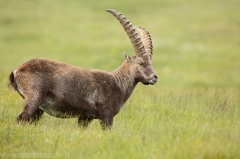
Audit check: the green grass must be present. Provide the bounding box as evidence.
[0,0,240,158]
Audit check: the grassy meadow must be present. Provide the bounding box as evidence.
[0,0,240,158]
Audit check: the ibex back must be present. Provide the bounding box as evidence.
[8,9,158,130]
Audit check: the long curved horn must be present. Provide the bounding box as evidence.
[136,26,153,57]
[105,9,146,57]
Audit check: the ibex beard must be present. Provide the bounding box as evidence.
[8,9,158,130]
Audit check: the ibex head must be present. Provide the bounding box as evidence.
[106,9,158,85]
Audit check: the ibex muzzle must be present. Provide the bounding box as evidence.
[8,9,157,130]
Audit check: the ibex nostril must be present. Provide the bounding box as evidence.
[154,75,158,79]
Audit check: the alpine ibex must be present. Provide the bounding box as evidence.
[8,9,158,129]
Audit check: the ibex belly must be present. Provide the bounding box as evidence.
[40,95,96,118]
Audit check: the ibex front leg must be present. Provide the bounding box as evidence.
[78,116,94,129]
[99,111,113,130]
[99,118,113,130]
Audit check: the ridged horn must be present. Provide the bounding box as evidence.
[136,26,153,57]
[105,9,146,57]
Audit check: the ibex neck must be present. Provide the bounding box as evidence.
[112,61,138,102]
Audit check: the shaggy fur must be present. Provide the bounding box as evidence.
[8,9,158,129]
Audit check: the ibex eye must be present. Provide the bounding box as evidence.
[139,62,144,66]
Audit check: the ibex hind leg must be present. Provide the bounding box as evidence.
[17,92,45,124]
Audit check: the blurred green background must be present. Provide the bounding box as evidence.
[1,0,239,88]
[0,1,240,158]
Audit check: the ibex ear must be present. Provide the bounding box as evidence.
[123,52,131,61]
